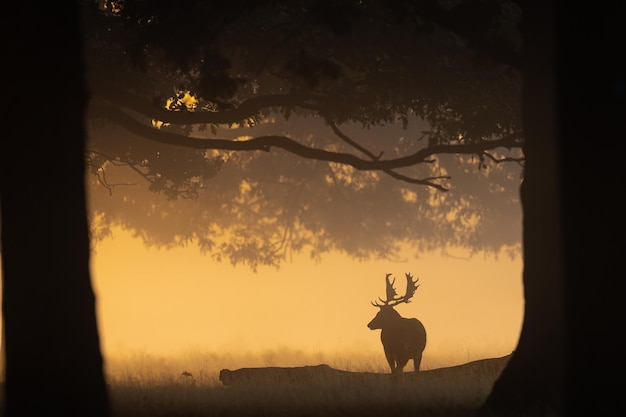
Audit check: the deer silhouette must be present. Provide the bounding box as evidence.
[368,273,427,374]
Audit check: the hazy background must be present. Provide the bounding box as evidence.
[84,114,524,371]
[90,226,522,370]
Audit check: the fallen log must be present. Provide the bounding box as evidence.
[219,354,511,386]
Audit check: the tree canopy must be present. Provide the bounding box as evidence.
[82,0,523,270]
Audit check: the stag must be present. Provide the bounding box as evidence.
[368,273,427,374]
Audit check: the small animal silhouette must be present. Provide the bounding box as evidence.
[368,273,427,374]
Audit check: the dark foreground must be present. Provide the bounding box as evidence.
[0,355,510,417]
[108,355,511,417]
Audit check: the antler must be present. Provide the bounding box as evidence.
[371,272,420,307]
[402,273,419,304]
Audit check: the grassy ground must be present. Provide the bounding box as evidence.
[0,350,507,416]
[103,350,508,417]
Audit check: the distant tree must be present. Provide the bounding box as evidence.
[0,3,110,417]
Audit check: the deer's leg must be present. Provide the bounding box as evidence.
[396,357,409,374]
[385,351,396,374]
[413,352,423,372]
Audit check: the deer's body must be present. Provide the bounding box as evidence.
[368,306,427,373]
[368,273,427,374]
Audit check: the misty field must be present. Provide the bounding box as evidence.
[100,349,509,417]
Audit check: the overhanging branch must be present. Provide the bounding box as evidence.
[92,101,523,174]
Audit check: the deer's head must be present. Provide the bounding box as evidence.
[368,273,419,329]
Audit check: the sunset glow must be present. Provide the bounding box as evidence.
[90,226,523,370]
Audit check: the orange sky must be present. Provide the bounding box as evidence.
[90,226,523,369]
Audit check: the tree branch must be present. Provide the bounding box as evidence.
[87,149,200,199]
[483,151,525,167]
[325,119,450,191]
[92,101,523,174]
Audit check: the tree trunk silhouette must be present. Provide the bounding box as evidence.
[0,325,4,380]
[0,4,110,417]
[555,2,625,415]
[480,2,625,416]
[0,325,4,379]
[479,3,564,415]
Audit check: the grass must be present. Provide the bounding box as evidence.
[103,349,508,417]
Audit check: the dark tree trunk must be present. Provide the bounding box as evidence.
[480,2,625,416]
[556,2,625,415]
[479,2,565,416]
[0,4,110,417]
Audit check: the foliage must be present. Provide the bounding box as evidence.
[82,0,523,270]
